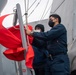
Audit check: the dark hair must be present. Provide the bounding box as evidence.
[49,14,61,23]
[35,24,45,32]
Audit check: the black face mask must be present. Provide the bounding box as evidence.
[48,20,55,27]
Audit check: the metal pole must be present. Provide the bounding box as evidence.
[23,0,35,74]
[16,3,28,75]
[24,0,28,25]
[13,9,18,26]
[12,10,20,75]
[0,45,4,75]
[14,61,20,75]
[16,4,28,51]
[24,0,30,46]
[16,3,35,75]
[0,14,4,75]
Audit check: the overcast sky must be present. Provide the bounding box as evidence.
[1,0,53,27]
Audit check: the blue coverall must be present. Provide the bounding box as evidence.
[32,37,48,75]
[32,24,70,75]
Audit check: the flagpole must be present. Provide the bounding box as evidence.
[0,45,4,75]
[12,9,20,75]
[24,0,28,25]
[24,0,35,75]
[16,3,32,75]
[24,0,29,46]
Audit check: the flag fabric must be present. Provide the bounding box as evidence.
[26,44,34,68]
[0,14,22,48]
[0,14,34,68]
[3,47,25,61]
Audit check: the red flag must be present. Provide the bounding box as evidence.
[26,44,34,68]
[3,47,25,61]
[0,14,22,48]
[0,14,34,68]
[8,24,33,44]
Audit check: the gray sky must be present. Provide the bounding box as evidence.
[1,0,53,27]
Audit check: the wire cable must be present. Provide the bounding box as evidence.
[28,0,37,10]
[37,2,52,24]
[28,2,40,17]
[52,0,65,13]
[40,0,49,20]
[27,0,29,12]
[39,0,65,23]
[28,0,42,17]
[42,4,52,19]
[22,0,38,17]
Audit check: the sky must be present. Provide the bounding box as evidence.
[1,0,53,27]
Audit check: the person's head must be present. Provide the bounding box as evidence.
[35,24,45,32]
[48,14,61,27]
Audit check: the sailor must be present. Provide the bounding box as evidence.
[25,14,70,75]
[32,24,48,75]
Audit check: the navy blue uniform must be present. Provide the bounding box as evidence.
[32,37,48,75]
[32,24,70,75]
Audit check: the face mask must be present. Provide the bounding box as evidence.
[34,30,41,32]
[48,20,55,27]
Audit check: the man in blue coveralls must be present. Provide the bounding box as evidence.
[25,14,70,75]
